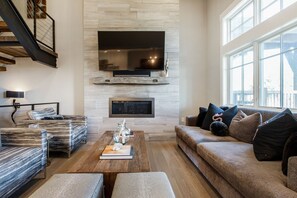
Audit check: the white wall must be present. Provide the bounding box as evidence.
[179,0,208,121]
[0,0,84,127]
[206,0,234,105]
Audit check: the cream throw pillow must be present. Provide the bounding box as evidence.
[229,110,262,143]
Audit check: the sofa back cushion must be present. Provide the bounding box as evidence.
[27,107,57,120]
[229,110,262,143]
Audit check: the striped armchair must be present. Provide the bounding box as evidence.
[16,108,88,157]
[0,128,47,198]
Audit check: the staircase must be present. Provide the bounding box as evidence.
[0,0,58,71]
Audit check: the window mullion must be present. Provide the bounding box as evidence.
[254,42,259,107]
[280,34,284,107]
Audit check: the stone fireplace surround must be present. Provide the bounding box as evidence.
[83,0,180,137]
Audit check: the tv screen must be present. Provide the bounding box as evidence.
[98,31,165,71]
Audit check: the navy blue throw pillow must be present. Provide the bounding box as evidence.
[253,109,297,161]
[201,103,224,130]
[210,121,229,136]
[221,105,238,127]
[196,107,208,127]
[282,132,297,175]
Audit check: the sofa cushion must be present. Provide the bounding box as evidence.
[253,108,297,161]
[175,125,237,150]
[27,107,57,120]
[282,133,297,175]
[229,110,262,143]
[197,142,295,198]
[0,147,43,197]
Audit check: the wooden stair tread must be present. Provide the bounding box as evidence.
[0,21,11,32]
[0,56,15,64]
[0,66,7,71]
[0,36,18,42]
[0,46,29,57]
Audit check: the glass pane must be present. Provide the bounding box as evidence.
[260,56,281,107]
[230,52,242,68]
[230,67,243,105]
[283,0,297,9]
[243,48,253,64]
[243,63,254,105]
[242,18,253,33]
[282,27,297,52]
[243,2,253,22]
[261,1,280,22]
[261,0,277,9]
[230,12,242,32]
[283,50,297,108]
[260,36,281,59]
[230,28,242,40]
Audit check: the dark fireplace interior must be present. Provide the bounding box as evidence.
[109,98,155,118]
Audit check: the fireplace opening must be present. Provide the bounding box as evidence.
[109,98,155,118]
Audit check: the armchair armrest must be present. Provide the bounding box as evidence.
[17,119,72,128]
[186,115,198,126]
[62,115,87,127]
[288,156,297,192]
[0,128,47,166]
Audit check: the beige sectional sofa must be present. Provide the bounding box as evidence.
[175,108,297,198]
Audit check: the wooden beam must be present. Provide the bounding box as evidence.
[0,21,10,32]
[0,66,7,71]
[0,56,15,64]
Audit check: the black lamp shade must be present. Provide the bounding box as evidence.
[6,91,24,98]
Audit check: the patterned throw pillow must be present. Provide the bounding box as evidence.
[27,107,57,120]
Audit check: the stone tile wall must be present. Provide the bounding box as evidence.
[84,0,179,136]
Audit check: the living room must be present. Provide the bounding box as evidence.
[1,0,297,197]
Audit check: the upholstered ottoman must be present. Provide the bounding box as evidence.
[111,172,175,198]
[29,173,103,198]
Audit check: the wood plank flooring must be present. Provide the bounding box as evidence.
[13,140,219,198]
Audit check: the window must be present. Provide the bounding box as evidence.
[259,27,297,108]
[224,0,297,43]
[260,0,297,22]
[229,48,254,105]
[229,1,254,41]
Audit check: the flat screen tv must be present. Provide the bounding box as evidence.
[98,31,165,71]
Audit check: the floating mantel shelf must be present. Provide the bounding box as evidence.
[92,77,170,85]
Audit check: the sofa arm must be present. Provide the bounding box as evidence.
[186,115,198,126]
[0,128,47,166]
[288,156,297,192]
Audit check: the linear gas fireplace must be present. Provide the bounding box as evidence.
[109,98,155,118]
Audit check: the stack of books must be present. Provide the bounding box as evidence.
[99,145,134,160]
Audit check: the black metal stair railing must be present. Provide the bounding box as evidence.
[0,0,57,67]
[15,0,55,52]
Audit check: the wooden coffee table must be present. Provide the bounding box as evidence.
[68,131,150,198]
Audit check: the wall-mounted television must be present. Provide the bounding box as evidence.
[98,31,165,72]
